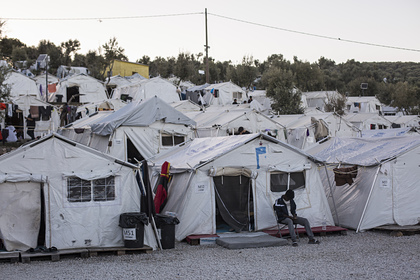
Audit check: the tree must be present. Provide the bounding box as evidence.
[11,47,28,68]
[0,37,25,59]
[234,55,259,88]
[391,82,419,114]
[102,37,127,79]
[84,50,106,80]
[291,56,324,92]
[0,64,11,102]
[324,92,347,115]
[261,67,304,114]
[61,39,81,66]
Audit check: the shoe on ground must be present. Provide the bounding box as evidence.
[308,239,320,244]
[292,241,298,247]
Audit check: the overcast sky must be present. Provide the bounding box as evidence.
[1,0,419,65]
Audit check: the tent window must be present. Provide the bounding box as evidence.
[161,134,185,146]
[67,176,115,202]
[270,172,305,192]
[233,92,242,100]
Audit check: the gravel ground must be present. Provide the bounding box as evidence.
[1,230,419,280]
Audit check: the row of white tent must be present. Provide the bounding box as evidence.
[2,97,420,252]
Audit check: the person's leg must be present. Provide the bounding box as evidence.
[280,218,297,241]
[294,217,315,240]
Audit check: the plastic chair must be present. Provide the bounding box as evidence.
[273,208,299,240]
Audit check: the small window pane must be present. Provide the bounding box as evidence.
[93,176,115,201]
[68,177,91,202]
[161,135,173,146]
[289,172,305,190]
[173,135,185,145]
[270,173,288,192]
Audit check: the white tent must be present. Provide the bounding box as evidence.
[111,76,180,103]
[344,113,393,130]
[3,71,40,98]
[147,133,334,241]
[60,96,196,162]
[301,91,343,112]
[55,74,108,104]
[272,113,360,150]
[184,106,287,141]
[203,81,246,106]
[345,96,382,114]
[0,133,158,251]
[384,115,420,128]
[307,136,420,232]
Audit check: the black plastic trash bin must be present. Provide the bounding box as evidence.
[155,214,180,249]
[119,212,148,248]
[56,94,63,103]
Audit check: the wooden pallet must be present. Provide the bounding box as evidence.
[0,251,20,263]
[20,248,89,263]
[186,234,219,245]
[88,246,153,257]
[374,224,420,236]
[263,226,348,238]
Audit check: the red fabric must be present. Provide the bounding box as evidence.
[0,103,6,110]
[48,84,57,93]
[153,161,170,214]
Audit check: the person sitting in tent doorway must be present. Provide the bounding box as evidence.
[238,127,250,135]
[25,113,36,140]
[232,98,238,104]
[274,189,320,247]
[248,96,253,103]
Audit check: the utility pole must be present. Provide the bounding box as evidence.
[45,55,49,102]
[205,8,210,84]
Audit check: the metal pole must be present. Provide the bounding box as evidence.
[356,165,381,233]
[205,8,209,84]
[46,55,49,102]
[324,164,340,226]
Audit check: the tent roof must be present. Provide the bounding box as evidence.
[302,91,340,99]
[307,136,420,166]
[149,133,320,172]
[12,94,53,107]
[90,96,196,136]
[1,132,138,169]
[186,83,211,92]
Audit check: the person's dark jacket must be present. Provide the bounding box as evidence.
[273,196,296,222]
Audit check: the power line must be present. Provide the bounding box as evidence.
[209,12,420,53]
[2,12,203,21]
[2,11,419,53]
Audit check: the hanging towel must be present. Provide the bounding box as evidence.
[30,106,39,119]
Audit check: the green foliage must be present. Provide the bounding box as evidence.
[262,67,304,114]
[0,64,11,101]
[61,39,80,66]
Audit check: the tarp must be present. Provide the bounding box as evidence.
[90,96,196,136]
[307,135,420,231]
[309,136,420,166]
